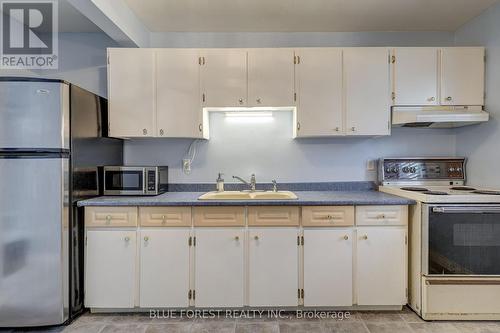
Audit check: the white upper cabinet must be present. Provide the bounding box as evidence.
[344,48,391,136]
[200,49,247,107]
[295,48,344,136]
[441,47,485,106]
[156,49,204,138]
[247,48,295,107]
[108,48,155,137]
[393,48,439,106]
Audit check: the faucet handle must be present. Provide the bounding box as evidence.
[217,172,224,181]
[272,180,277,192]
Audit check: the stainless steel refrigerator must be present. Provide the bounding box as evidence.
[0,78,123,327]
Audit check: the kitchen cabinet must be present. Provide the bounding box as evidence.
[139,229,191,307]
[441,47,485,106]
[248,228,299,306]
[344,48,391,136]
[107,48,155,137]
[295,48,344,136]
[200,49,247,107]
[356,227,407,305]
[85,230,136,308]
[194,228,245,307]
[247,48,295,107]
[393,48,439,106]
[156,49,204,138]
[303,229,353,306]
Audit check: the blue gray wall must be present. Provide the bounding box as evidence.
[455,2,500,187]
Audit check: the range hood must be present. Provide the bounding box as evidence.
[392,106,489,128]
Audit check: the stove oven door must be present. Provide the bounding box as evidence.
[423,204,500,276]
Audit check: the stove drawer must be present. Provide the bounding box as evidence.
[356,205,408,226]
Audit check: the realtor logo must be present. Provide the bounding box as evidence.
[1,0,58,69]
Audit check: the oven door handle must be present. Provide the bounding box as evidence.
[432,206,500,214]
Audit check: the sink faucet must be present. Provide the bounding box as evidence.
[233,174,256,192]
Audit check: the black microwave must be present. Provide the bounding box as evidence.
[101,166,168,196]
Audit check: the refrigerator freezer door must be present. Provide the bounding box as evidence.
[0,155,69,327]
[0,81,69,149]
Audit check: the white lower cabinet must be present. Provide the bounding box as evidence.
[85,230,137,308]
[356,227,407,305]
[139,229,191,307]
[303,229,353,306]
[194,228,245,307]
[248,228,299,307]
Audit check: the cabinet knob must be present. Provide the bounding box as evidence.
[377,214,387,219]
[238,98,244,105]
[144,236,149,242]
[362,235,368,240]
[105,215,111,224]
[234,236,240,241]
[256,98,262,104]
[124,236,130,242]
[254,235,259,240]
[159,129,164,136]
[199,124,203,132]
[143,128,148,135]
[446,96,452,101]
[427,97,435,102]
[351,127,356,132]
[334,127,340,132]
[343,235,349,240]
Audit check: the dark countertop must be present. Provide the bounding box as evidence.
[77,190,415,207]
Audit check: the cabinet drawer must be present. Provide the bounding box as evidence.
[193,207,245,227]
[356,205,408,226]
[85,207,137,227]
[302,206,354,227]
[139,207,191,227]
[248,206,299,226]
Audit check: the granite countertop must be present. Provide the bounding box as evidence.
[77,190,415,207]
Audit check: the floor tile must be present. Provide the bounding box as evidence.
[62,323,105,333]
[359,312,404,323]
[399,310,425,323]
[322,321,369,333]
[12,327,65,333]
[190,322,235,333]
[278,322,323,333]
[409,322,460,333]
[235,322,279,333]
[365,322,412,333]
[144,323,192,333]
[100,324,148,333]
[451,322,500,333]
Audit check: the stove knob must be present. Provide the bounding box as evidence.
[410,167,417,173]
[392,167,399,173]
[402,167,409,173]
[385,167,392,173]
[449,167,455,173]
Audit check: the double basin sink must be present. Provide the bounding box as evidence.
[198,191,298,200]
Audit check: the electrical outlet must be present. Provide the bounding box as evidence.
[183,159,191,174]
[366,160,376,171]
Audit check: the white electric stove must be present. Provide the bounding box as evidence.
[378,157,500,321]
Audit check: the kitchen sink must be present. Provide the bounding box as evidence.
[198,191,298,200]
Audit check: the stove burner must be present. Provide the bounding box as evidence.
[450,186,476,191]
[472,190,500,195]
[401,187,429,192]
[422,191,449,195]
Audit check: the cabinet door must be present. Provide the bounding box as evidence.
[303,229,353,306]
[248,48,295,107]
[200,49,247,107]
[393,48,439,105]
[357,227,406,305]
[156,49,203,138]
[108,48,155,137]
[295,48,343,136]
[139,229,190,307]
[248,228,299,307]
[441,47,485,106]
[344,48,390,136]
[194,228,244,307]
[85,230,136,308]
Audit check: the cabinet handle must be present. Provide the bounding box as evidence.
[343,235,349,240]
[159,129,164,136]
[199,124,203,132]
[238,98,244,105]
[427,97,435,102]
[105,215,111,224]
[234,236,240,241]
[144,236,149,242]
[143,128,147,135]
[377,214,387,219]
[446,96,452,101]
[254,235,259,240]
[351,127,356,132]
[334,127,340,132]
[124,236,130,242]
[256,98,262,104]
[362,235,368,240]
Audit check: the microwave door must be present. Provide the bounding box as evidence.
[423,204,500,276]
[104,168,145,195]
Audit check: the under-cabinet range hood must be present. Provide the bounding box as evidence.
[392,106,489,128]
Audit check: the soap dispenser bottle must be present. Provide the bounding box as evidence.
[216,173,224,192]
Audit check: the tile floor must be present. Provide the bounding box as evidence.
[1,307,500,333]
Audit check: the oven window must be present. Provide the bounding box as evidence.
[105,171,143,191]
[428,209,500,275]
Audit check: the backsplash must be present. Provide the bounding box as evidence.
[124,112,457,183]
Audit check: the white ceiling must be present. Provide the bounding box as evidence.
[123,0,498,32]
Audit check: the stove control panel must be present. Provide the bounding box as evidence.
[379,158,466,183]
